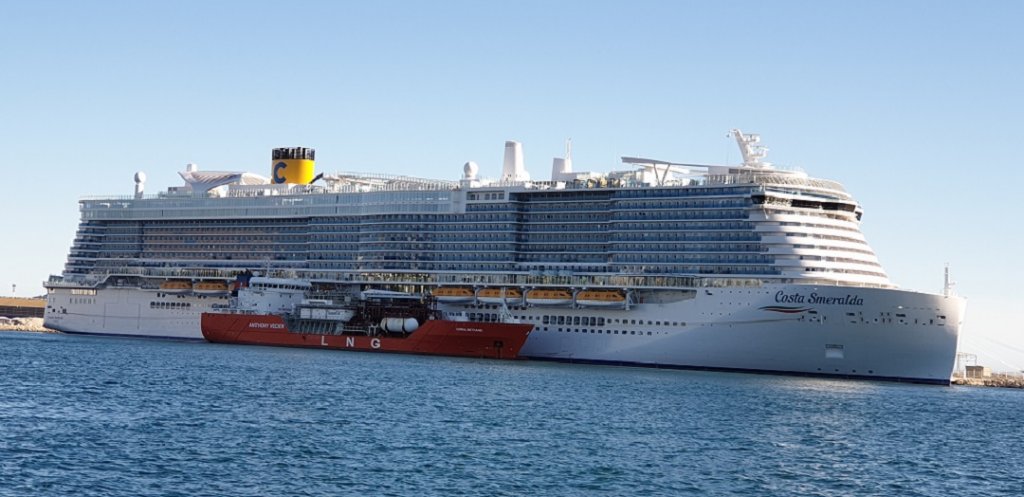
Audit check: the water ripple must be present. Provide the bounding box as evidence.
[1,333,1022,496]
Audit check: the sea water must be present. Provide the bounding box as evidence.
[1,332,1021,497]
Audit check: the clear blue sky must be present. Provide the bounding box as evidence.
[2,1,1021,369]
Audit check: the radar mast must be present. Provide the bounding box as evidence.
[731,129,772,168]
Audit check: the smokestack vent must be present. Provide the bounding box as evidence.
[501,141,530,182]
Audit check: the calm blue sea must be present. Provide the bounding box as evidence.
[1,332,1021,497]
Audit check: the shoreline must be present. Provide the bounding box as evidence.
[0,318,57,333]
[952,376,1024,389]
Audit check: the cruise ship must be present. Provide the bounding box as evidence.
[44,131,966,384]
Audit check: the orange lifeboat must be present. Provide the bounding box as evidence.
[525,289,573,306]
[431,287,475,303]
[159,280,193,294]
[477,287,522,305]
[575,290,627,307]
[194,280,230,295]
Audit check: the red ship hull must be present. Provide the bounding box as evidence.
[201,313,532,360]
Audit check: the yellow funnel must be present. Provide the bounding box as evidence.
[271,147,315,184]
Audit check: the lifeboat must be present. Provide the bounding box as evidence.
[159,280,192,294]
[477,287,522,305]
[193,280,230,295]
[576,290,627,307]
[431,287,475,303]
[526,289,573,306]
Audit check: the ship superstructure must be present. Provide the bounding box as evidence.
[44,133,966,383]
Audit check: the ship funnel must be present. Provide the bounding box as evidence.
[551,138,573,181]
[271,147,316,184]
[134,171,146,199]
[501,141,530,182]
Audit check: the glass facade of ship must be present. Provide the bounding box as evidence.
[60,170,889,291]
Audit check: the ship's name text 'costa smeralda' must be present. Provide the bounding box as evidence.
[774,291,865,306]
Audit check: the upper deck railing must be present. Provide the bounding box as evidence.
[47,265,892,292]
[78,168,849,208]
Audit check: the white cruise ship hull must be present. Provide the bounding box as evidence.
[498,285,964,384]
[46,283,964,383]
[45,287,215,340]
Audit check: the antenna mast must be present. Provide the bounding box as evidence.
[730,129,771,168]
[943,264,956,297]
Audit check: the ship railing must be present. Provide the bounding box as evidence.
[208,309,266,316]
[322,172,459,192]
[59,266,893,292]
[44,277,104,288]
[60,266,249,281]
[301,270,754,290]
[77,168,849,205]
[299,270,894,291]
[701,173,848,196]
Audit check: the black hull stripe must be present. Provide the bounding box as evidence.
[524,356,951,386]
[55,328,204,342]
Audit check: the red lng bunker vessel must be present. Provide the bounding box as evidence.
[201,286,532,360]
[203,277,532,359]
[202,313,531,359]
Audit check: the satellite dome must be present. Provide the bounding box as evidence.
[463,161,479,180]
[134,171,147,184]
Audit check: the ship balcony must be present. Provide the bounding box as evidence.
[758,227,867,244]
[773,258,887,275]
[752,222,786,232]
[753,218,861,234]
[765,246,880,262]
[757,211,860,227]
[780,269,892,287]
[758,235,809,245]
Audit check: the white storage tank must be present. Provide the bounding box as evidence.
[380,317,419,333]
